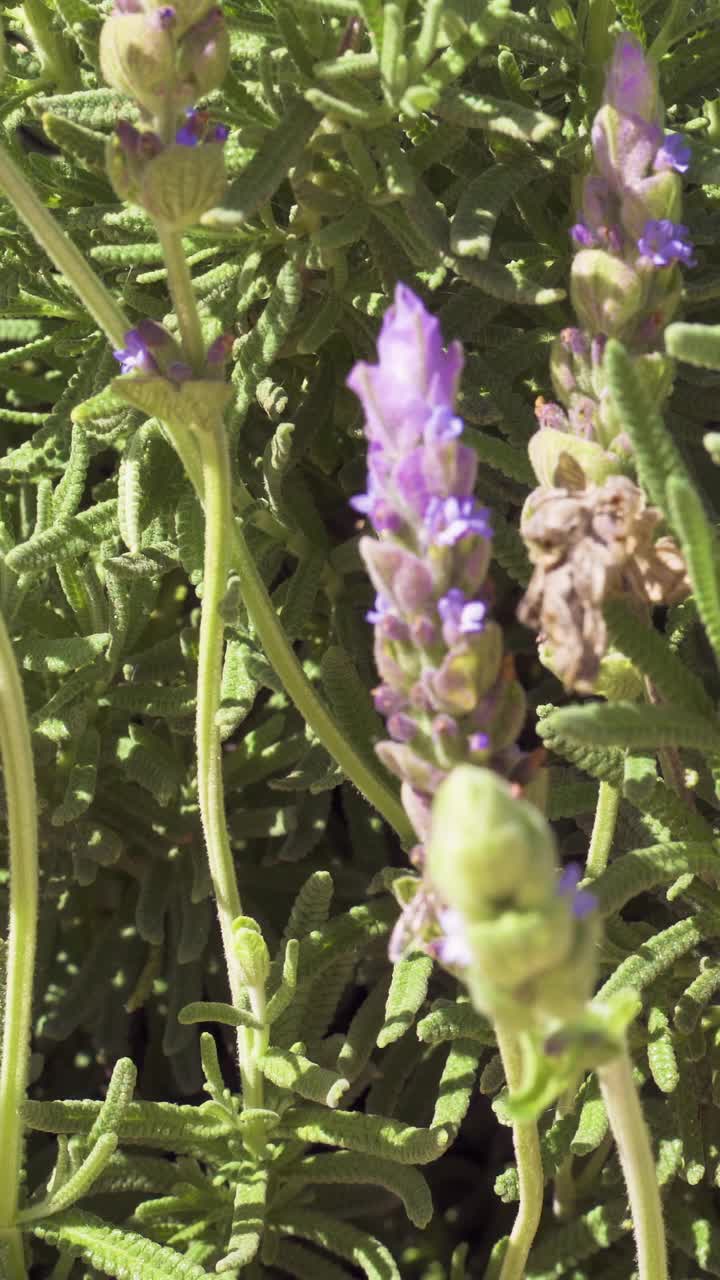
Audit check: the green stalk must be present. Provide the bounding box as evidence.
[0,145,127,349]
[584,780,620,879]
[599,1050,668,1280]
[494,1020,544,1280]
[584,0,613,112]
[229,523,413,842]
[21,0,79,91]
[195,415,266,1109]
[0,611,39,1280]
[155,225,206,372]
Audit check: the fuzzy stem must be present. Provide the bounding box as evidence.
[0,145,127,349]
[584,0,613,111]
[599,1050,668,1280]
[585,780,620,879]
[0,612,39,1280]
[229,523,414,843]
[494,1020,544,1280]
[21,0,79,90]
[155,225,206,372]
[196,415,266,1112]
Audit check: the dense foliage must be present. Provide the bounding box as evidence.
[3,1,720,1278]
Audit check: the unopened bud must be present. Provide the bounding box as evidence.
[571,249,643,338]
[100,13,177,114]
[427,766,557,921]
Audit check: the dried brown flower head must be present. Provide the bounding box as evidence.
[518,463,689,692]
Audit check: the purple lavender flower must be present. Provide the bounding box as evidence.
[603,32,657,119]
[349,284,528,854]
[637,218,696,267]
[570,220,596,248]
[151,5,176,28]
[557,863,597,920]
[438,589,487,646]
[113,322,166,374]
[653,132,691,174]
[431,907,472,969]
[425,496,492,547]
[176,108,205,146]
[175,108,229,147]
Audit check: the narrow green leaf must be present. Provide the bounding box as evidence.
[667,473,720,668]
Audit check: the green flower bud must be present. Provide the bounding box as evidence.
[232,916,270,988]
[571,250,642,338]
[528,427,617,488]
[427,767,557,922]
[465,899,573,993]
[100,14,177,115]
[621,172,682,239]
[139,142,226,230]
[177,9,229,98]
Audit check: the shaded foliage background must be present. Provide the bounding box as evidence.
[4,0,720,1276]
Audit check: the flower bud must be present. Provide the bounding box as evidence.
[427,766,557,922]
[464,899,573,994]
[571,250,643,337]
[603,34,659,121]
[100,13,177,114]
[528,426,616,487]
[177,7,229,97]
[139,141,226,230]
[621,171,682,239]
[232,916,270,988]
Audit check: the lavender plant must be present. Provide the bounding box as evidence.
[3,2,720,1279]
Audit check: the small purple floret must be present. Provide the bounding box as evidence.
[558,863,597,920]
[425,496,492,547]
[432,907,472,969]
[112,327,159,375]
[653,132,691,174]
[570,220,596,248]
[151,4,176,28]
[438,589,487,646]
[176,109,203,147]
[637,218,696,268]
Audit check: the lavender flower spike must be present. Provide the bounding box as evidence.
[348,285,533,859]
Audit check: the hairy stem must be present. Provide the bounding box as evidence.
[22,0,79,90]
[494,1020,544,1280]
[230,523,414,843]
[585,780,620,879]
[0,145,127,348]
[196,416,266,1110]
[0,612,39,1280]
[197,418,243,986]
[599,1050,668,1280]
[155,225,206,372]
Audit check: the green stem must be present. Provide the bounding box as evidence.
[230,523,414,843]
[0,611,39,1280]
[552,1090,576,1218]
[22,0,79,91]
[599,1050,668,1280]
[494,1020,544,1280]
[155,225,206,372]
[0,145,127,348]
[584,0,613,112]
[196,416,266,1111]
[584,780,620,879]
[196,419,244,999]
